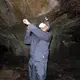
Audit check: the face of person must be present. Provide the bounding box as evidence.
[40,24,49,31]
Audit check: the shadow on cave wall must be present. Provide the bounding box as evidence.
[0,38,28,69]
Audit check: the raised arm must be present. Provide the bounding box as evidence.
[28,24,51,42]
[24,29,31,45]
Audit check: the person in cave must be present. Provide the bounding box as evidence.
[23,17,52,80]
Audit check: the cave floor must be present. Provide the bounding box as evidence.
[0,62,78,80]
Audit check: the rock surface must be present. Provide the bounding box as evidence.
[0,0,80,80]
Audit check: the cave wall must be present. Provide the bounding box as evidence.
[0,0,80,79]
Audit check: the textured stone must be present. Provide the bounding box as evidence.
[0,0,80,80]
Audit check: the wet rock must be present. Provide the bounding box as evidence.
[0,69,20,80]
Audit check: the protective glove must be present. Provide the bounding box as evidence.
[23,19,30,25]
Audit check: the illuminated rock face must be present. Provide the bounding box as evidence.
[0,0,49,27]
[0,0,80,27]
[0,0,61,27]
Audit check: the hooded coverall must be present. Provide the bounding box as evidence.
[24,24,52,80]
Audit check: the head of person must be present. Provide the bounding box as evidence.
[39,17,50,32]
[39,23,49,31]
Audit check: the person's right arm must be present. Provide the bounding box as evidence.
[28,24,51,42]
[23,19,31,45]
[24,28,31,45]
